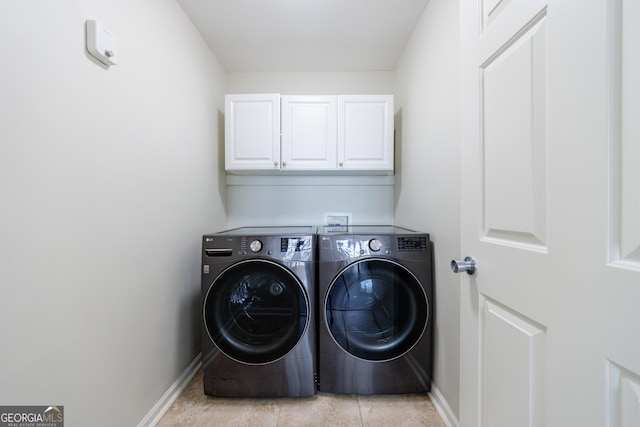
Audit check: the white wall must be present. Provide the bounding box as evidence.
[394,0,461,419]
[226,176,394,228]
[227,71,395,95]
[225,72,396,228]
[0,1,226,426]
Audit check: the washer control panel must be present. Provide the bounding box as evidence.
[280,237,309,253]
[369,239,383,252]
[203,228,316,264]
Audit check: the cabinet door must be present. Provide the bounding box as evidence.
[281,96,337,170]
[337,95,394,172]
[225,94,280,171]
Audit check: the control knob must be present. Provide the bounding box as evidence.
[369,239,383,252]
[249,240,263,253]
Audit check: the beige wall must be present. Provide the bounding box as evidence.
[0,1,226,425]
[394,0,461,419]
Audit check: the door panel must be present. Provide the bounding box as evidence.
[461,2,552,426]
[324,259,428,361]
[614,0,640,263]
[203,259,308,365]
[225,94,280,171]
[608,361,640,427]
[460,0,640,425]
[481,15,547,249]
[481,297,545,427]
[607,2,640,421]
[337,95,394,171]
[281,96,337,170]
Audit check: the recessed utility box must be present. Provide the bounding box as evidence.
[324,213,352,228]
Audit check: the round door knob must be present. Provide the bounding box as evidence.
[249,240,263,253]
[451,257,477,275]
[369,239,383,252]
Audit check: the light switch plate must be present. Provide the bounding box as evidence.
[86,20,117,66]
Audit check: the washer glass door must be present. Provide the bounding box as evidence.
[325,258,428,361]
[204,259,309,365]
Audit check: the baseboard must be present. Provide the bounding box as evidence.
[137,354,455,427]
[137,353,202,427]
[429,383,459,427]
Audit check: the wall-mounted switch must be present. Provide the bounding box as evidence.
[86,20,117,66]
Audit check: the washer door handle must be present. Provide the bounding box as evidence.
[451,256,477,275]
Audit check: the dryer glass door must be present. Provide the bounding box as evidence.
[325,258,428,361]
[203,259,309,365]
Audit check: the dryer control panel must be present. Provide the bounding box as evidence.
[319,232,430,261]
[398,236,429,251]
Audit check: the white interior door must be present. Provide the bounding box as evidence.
[459,0,640,426]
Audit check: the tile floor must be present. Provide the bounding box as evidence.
[157,370,446,426]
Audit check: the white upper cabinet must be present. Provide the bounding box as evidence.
[225,94,280,171]
[338,95,394,172]
[281,96,337,170]
[225,94,394,174]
